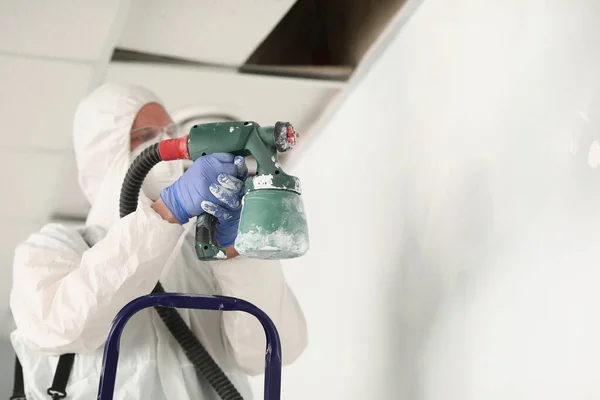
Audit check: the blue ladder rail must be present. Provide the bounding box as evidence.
[96,293,282,400]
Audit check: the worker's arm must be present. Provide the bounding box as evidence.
[211,258,308,376]
[10,201,183,355]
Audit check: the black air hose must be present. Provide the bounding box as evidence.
[119,144,243,400]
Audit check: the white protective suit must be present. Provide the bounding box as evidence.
[9,83,308,400]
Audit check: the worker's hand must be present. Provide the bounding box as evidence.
[200,156,248,248]
[159,153,248,247]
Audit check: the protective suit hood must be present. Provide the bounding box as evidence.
[72,83,163,229]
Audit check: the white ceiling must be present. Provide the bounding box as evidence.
[0,0,124,60]
[118,0,297,65]
[0,56,95,152]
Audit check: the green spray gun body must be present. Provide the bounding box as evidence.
[186,121,309,261]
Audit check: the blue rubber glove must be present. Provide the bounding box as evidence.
[160,153,248,247]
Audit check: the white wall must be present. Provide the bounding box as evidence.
[264,0,600,399]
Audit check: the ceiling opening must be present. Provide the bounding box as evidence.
[240,0,409,81]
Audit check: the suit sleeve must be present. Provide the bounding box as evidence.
[10,202,184,355]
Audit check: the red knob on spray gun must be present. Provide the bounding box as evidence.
[157,136,191,161]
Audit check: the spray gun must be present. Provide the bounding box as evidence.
[120,121,309,261]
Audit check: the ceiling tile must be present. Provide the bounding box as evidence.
[51,153,90,218]
[0,0,124,61]
[0,56,94,151]
[0,150,65,220]
[118,0,297,65]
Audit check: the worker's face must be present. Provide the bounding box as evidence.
[130,103,176,151]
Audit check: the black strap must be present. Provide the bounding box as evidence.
[12,352,76,400]
[10,356,25,400]
[46,353,75,399]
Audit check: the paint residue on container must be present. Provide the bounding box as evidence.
[235,227,309,260]
[252,174,276,189]
[249,174,302,193]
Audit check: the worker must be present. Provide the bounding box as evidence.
[9,83,308,399]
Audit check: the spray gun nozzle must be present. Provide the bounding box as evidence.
[271,121,298,152]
